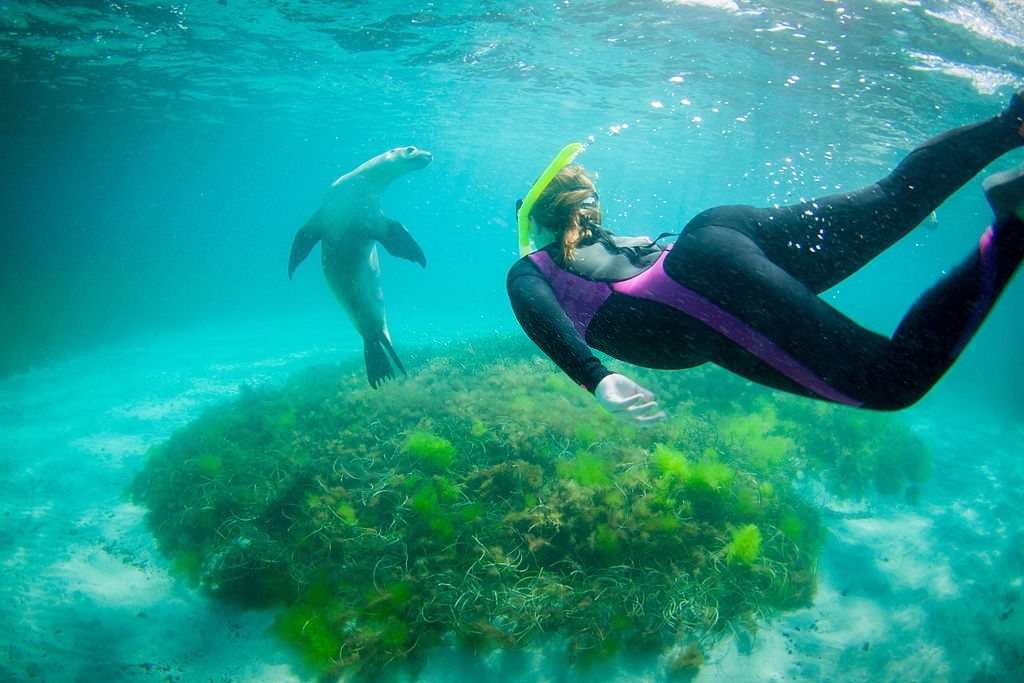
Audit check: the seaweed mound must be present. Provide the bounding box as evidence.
[131,337,929,678]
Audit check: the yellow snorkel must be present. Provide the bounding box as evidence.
[517,142,585,257]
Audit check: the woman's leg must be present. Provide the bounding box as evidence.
[664,182,1024,409]
[683,89,1024,293]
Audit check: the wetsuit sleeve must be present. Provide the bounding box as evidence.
[506,259,612,393]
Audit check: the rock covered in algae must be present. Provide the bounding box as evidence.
[131,337,929,678]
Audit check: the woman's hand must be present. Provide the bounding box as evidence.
[595,373,666,425]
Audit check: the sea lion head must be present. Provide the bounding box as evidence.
[384,146,433,170]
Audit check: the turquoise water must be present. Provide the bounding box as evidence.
[2,0,1022,410]
[1,1,1023,681]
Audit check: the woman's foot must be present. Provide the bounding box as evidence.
[1001,88,1024,141]
[983,163,1024,222]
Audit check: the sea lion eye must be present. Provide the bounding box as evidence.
[405,146,415,154]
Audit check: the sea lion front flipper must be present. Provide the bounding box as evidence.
[380,218,427,268]
[287,217,323,280]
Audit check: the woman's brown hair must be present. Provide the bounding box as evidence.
[530,164,601,261]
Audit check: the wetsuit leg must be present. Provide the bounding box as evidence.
[683,94,1024,293]
[664,218,1024,409]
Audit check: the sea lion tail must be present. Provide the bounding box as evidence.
[364,334,408,389]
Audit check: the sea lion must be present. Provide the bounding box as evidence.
[288,146,432,388]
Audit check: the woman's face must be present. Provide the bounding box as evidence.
[532,219,559,247]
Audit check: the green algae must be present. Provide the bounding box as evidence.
[131,336,929,678]
[403,429,457,470]
[727,524,763,565]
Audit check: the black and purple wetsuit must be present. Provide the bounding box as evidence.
[507,106,1024,410]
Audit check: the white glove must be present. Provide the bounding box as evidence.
[595,373,666,425]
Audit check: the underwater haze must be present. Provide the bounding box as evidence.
[2,0,1023,413]
[2,1,1024,682]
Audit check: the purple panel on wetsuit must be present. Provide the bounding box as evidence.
[612,249,863,407]
[528,251,613,338]
[952,226,997,357]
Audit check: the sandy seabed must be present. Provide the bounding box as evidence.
[2,316,1022,683]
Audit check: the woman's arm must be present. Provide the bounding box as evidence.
[506,258,666,424]
[506,259,611,392]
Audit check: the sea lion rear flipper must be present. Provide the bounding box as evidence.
[380,219,427,268]
[287,218,323,279]
[380,335,407,377]
[364,335,407,389]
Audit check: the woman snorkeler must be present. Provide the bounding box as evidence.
[507,90,1024,425]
